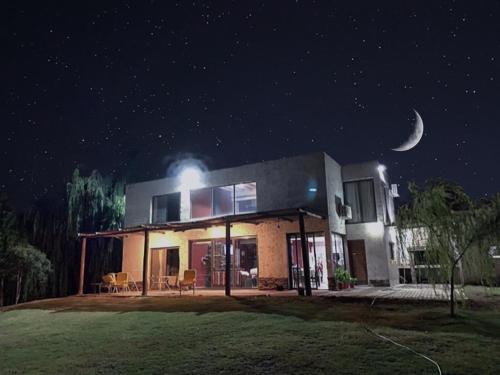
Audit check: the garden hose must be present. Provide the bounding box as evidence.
[364,293,442,375]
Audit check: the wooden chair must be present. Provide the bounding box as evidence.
[179,270,196,295]
[115,272,130,292]
[102,273,118,293]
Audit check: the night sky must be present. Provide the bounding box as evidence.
[2,1,500,209]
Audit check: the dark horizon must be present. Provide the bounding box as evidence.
[2,1,499,210]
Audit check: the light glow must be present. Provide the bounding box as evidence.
[179,166,202,190]
[377,164,387,184]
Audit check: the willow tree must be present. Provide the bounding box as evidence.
[397,181,500,317]
[66,169,125,291]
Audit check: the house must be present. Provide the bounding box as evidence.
[78,152,400,295]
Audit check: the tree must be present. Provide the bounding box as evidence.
[66,169,125,291]
[0,195,18,306]
[397,181,500,317]
[1,243,52,304]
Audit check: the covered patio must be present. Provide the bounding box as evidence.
[77,208,327,298]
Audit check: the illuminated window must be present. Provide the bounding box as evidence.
[190,188,213,219]
[213,185,234,216]
[189,182,257,219]
[235,182,257,214]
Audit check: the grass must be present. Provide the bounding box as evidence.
[1,294,500,374]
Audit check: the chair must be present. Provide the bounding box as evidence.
[102,273,118,293]
[115,272,130,292]
[179,270,196,295]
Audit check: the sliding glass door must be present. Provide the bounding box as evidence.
[189,237,258,288]
[287,233,328,290]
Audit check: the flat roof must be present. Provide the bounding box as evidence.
[78,208,323,238]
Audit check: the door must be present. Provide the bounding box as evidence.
[190,241,212,287]
[348,240,368,284]
[166,248,179,276]
[287,233,328,290]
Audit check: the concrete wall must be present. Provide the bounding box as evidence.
[341,161,396,285]
[122,216,331,289]
[124,152,330,227]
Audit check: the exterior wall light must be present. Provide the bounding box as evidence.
[377,164,387,184]
[179,167,203,190]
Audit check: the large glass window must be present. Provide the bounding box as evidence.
[235,182,257,214]
[152,192,181,223]
[213,186,234,216]
[344,180,377,223]
[190,182,257,219]
[190,238,258,288]
[191,187,213,219]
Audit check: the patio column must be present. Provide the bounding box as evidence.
[225,219,231,296]
[299,213,312,296]
[78,237,87,296]
[142,229,150,296]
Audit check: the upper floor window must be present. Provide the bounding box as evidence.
[235,182,257,214]
[151,192,181,223]
[191,182,257,219]
[344,179,377,223]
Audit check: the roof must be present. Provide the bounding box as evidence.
[78,208,323,238]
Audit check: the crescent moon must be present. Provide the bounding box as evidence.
[392,109,424,152]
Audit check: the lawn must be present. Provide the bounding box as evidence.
[1,294,499,374]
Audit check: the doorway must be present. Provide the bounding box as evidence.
[347,240,368,284]
[287,233,328,290]
[150,247,180,289]
[189,237,258,288]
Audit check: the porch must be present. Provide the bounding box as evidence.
[78,208,335,298]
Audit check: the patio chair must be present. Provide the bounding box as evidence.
[115,272,130,292]
[102,273,118,293]
[179,270,196,295]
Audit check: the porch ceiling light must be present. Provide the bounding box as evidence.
[179,166,202,190]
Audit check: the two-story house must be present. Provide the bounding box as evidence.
[78,152,399,295]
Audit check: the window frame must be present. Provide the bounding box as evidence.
[343,178,378,224]
[189,181,257,219]
[151,192,181,224]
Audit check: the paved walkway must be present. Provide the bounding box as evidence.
[98,284,457,301]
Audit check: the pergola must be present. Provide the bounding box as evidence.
[77,207,324,297]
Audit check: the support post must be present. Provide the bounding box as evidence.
[78,237,87,296]
[225,219,231,296]
[299,213,312,296]
[142,229,150,296]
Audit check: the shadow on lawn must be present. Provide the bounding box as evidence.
[4,294,500,339]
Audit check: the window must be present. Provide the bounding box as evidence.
[389,242,395,261]
[191,187,213,219]
[151,192,180,223]
[332,233,346,268]
[344,180,377,223]
[213,185,234,216]
[189,182,257,219]
[235,182,257,214]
